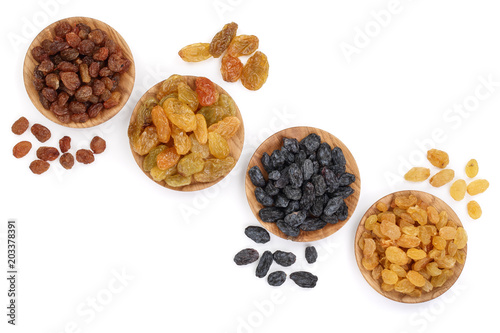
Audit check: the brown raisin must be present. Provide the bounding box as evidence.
[92,79,105,96]
[45,73,60,90]
[31,46,48,63]
[59,152,75,170]
[65,32,81,48]
[88,29,106,45]
[75,85,93,102]
[99,67,113,77]
[56,114,71,124]
[50,102,69,116]
[220,54,243,82]
[88,103,104,118]
[79,63,91,83]
[90,136,106,154]
[241,51,269,90]
[76,23,91,39]
[42,87,58,102]
[57,61,78,72]
[209,22,238,58]
[108,53,131,73]
[54,21,71,37]
[69,101,87,114]
[39,91,50,109]
[59,136,71,153]
[71,113,90,123]
[89,62,100,77]
[29,160,50,174]
[60,71,81,91]
[76,149,95,164]
[13,141,32,158]
[48,40,69,55]
[31,124,51,142]
[77,39,95,55]
[60,48,79,61]
[38,59,54,74]
[36,146,60,161]
[103,91,121,109]
[11,117,29,135]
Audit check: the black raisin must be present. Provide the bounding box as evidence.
[320,214,339,224]
[273,250,296,267]
[300,133,321,153]
[259,207,285,222]
[234,248,259,265]
[317,142,332,166]
[288,163,303,188]
[290,271,318,288]
[299,182,315,210]
[245,226,270,244]
[281,146,295,164]
[332,146,346,168]
[264,181,280,196]
[274,167,289,188]
[267,271,287,286]
[309,196,325,217]
[322,167,339,193]
[283,200,300,215]
[283,186,302,201]
[274,194,290,208]
[255,187,274,206]
[336,186,354,199]
[302,159,314,181]
[305,246,318,264]
[283,137,299,153]
[249,166,266,187]
[268,170,281,181]
[312,174,326,196]
[261,152,274,173]
[276,220,300,237]
[324,196,343,216]
[271,149,285,169]
[338,173,356,186]
[300,218,327,231]
[336,201,349,221]
[284,210,307,227]
[295,150,307,167]
[256,251,273,278]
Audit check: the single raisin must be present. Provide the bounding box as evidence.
[241,51,269,90]
[234,248,259,265]
[59,153,75,170]
[76,149,95,164]
[289,271,318,288]
[196,77,219,106]
[29,160,50,174]
[209,22,238,58]
[60,71,81,91]
[244,226,270,244]
[256,251,273,278]
[305,246,318,264]
[178,43,211,62]
[87,103,104,118]
[13,141,32,158]
[36,147,59,161]
[59,136,71,153]
[220,54,243,82]
[31,124,51,142]
[90,136,106,154]
[227,35,259,57]
[248,166,266,187]
[267,271,286,287]
[12,117,29,135]
[273,250,296,267]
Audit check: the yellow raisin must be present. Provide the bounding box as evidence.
[381,282,395,292]
[394,278,415,294]
[422,280,434,293]
[189,133,210,159]
[467,179,489,196]
[361,253,379,271]
[381,269,399,285]
[371,265,383,280]
[432,235,446,251]
[390,264,407,278]
[431,273,447,288]
[454,227,468,249]
[439,226,457,240]
[380,220,401,240]
[193,157,235,183]
[447,241,458,257]
[364,215,378,231]
[435,255,456,269]
[397,234,421,248]
[450,179,467,201]
[163,98,197,133]
[151,105,171,143]
[407,270,426,287]
[436,211,448,230]
[385,246,408,266]
[407,248,427,261]
[426,206,439,224]
[208,131,229,159]
[178,82,199,111]
[404,167,430,182]
[208,116,241,139]
[156,74,187,101]
[427,149,449,168]
[178,43,211,62]
[376,202,388,212]
[425,262,442,277]
[150,165,176,182]
[193,114,208,145]
[363,238,376,257]
[165,174,192,187]
[171,124,192,155]
[465,159,479,178]
[467,200,482,219]
[177,153,205,177]
[407,206,428,225]
[429,169,455,187]
[455,250,466,264]
[395,195,418,209]
[413,257,432,271]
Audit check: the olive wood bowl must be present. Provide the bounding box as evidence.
[245,126,361,242]
[128,75,244,192]
[23,16,135,128]
[354,190,467,303]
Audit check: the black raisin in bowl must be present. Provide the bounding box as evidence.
[245,126,361,242]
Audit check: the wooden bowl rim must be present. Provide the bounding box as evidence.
[245,126,361,242]
[128,75,245,192]
[354,189,467,304]
[23,16,135,128]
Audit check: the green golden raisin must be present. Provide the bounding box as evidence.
[404,167,430,182]
[465,159,478,178]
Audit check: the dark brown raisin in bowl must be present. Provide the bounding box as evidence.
[23,16,135,128]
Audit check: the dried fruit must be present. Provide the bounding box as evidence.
[195,77,219,106]
[209,22,238,58]
[467,200,482,219]
[177,152,205,176]
[131,126,159,156]
[450,179,466,201]
[171,124,192,155]
[290,271,318,288]
[429,169,455,187]
[193,114,208,145]
[178,42,211,62]
[165,174,192,187]
[227,35,259,57]
[59,136,71,153]
[427,149,449,168]
[193,157,235,183]
[36,147,59,161]
[221,54,243,82]
[31,124,51,142]
[59,153,74,170]
[467,179,489,196]
[151,105,171,143]
[386,246,408,265]
[256,250,273,278]
[305,246,318,264]
[234,248,259,265]
[156,147,181,171]
[404,167,430,182]
[76,149,94,164]
[273,250,296,267]
[189,134,210,158]
[90,136,106,154]
[178,82,199,111]
[241,51,269,90]
[13,141,32,158]
[245,226,270,244]
[465,159,478,178]
[29,160,50,174]
[267,271,286,286]
[162,98,197,132]
[157,75,187,101]
[12,117,29,135]
[208,131,229,159]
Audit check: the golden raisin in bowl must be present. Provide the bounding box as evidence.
[354,190,467,303]
[128,75,244,192]
[23,16,135,128]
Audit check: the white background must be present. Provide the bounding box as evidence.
[1,0,499,332]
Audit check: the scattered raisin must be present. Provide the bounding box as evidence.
[273,250,296,267]
[31,124,51,142]
[76,149,95,164]
[13,141,32,158]
[59,152,75,170]
[59,136,71,153]
[234,248,259,265]
[267,271,286,286]
[305,246,318,264]
[244,226,271,244]
[256,251,273,278]
[29,160,50,174]
[11,117,29,135]
[290,271,318,288]
[209,22,238,58]
[36,147,60,161]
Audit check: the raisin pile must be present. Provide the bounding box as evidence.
[30,20,131,124]
[404,149,488,220]
[248,133,356,238]
[234,225,319,288]
[11,116,106,174]
[128,75,241,187]
[178,22,269,91]
[359,194,468,297]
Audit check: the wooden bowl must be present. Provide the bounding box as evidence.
[23,16,135,128]
[354,190,467,303]
[245,126,361,242]
[129,76,244,192]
